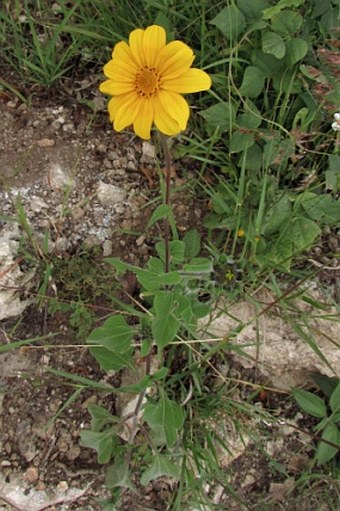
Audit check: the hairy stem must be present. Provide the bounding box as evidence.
[159,133,172,274]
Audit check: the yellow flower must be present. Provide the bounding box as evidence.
[99,25,211,140]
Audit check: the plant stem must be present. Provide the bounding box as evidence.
[159,133,172,274]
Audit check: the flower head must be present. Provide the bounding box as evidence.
[99,25,211,139]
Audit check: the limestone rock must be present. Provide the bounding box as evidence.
[199,285,340,390]
[96,181,127,206]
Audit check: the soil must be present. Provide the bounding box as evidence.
[0,96,339,511]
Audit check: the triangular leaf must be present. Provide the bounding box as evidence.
[141,455,180,485]
[143,396,184,447]
[80,429,115,464]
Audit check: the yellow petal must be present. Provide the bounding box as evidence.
[129,28,145,67]
[143,25,166,67]
[112,41,138,70]
[99,78,134,96]
[114,92,141,131]
[157,41,194,80]
[133,98,154,139]
[103,60,136,81]
[158,90,189,130]
[162,68,211,93]
[108,96,121,121]
[153,95,181,136]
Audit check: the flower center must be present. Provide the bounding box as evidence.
[135,67,161,97]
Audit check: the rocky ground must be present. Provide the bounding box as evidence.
[0,96,339,510]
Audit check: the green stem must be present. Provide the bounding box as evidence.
[160,133,172,274]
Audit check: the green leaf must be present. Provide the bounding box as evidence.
[147,204,171,228]
[80,429,115,464]
[316,424,340,465]
[289,217,321,252]
[262,31,286,59]
[239,143,263,171]
[199,102,236,131]
[262,0,303,20]
[89,346,134,372]
[263,237,293,270]
[137,269,181,291]
[87,404,119,431]
[271,10,303,35]
[183,229,201,259]
[264,194,292,235]
[251,49,283,77]
[191,301,210,319]
[293,388,327,418]
[237,100,262,129]
[312,373,339,399]
[87,315,134,353]
[230,131,255,153]
[152,313,180,349]
[155,240,185,264]
[237,0,269,20]
[143,396,184,447]
[210,5,246,40]
[106,456,133,489]
[285,38,308,65]
[183,258,213,275]
[152,367,169,381]
[238,66,266,98]
[299,193,330,221]
[330,382,340,413]
[141,455,180,485]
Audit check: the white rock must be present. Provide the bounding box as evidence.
[141,140,156,161]
[96,181,127,206]
[102,239,113,256]
[29,196,49,212]
[199,286,340,390]
[0,223,34,320]
[48,163,73,189]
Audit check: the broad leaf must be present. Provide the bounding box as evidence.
[152,315,180,349]
[289,217,321,252]
[141,455,180,485]
[210,5,246,40]
[156,240,185,264]
[147,204,171,228]
[199,102,236,131]
[87,404,118,431]
[106,456,133,489]
[285,38,308,65]
[87,315,134,353]
[230,131,255,152]
[80,429,115,464]
[238,66,265,98]
[330,382,340,413]
[89,346,134,372]
[293,388,327,418]
[316,424,340,465]
[271,10,303,35]
[262,31,286,59]
[183,229,201,260]
[262,0,303,20]
[143,396,184,447]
